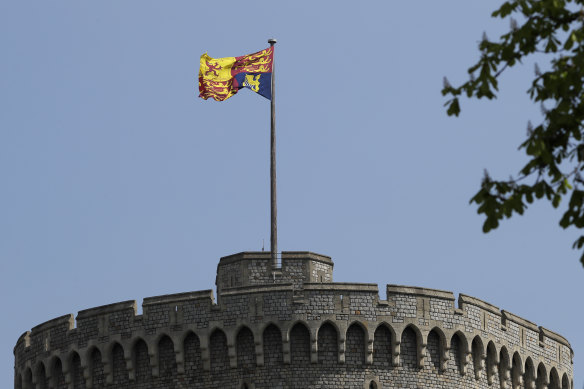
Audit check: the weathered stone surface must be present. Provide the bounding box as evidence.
[13,252,574,389]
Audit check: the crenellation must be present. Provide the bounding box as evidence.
[505,321,521,349]
[12,333,30,367]
[248,259,271,287]
[77,300,137,321]
[284,259,307,289]
[14,252,573,389]
[463,304,482,332]
[109,307,138,334]
[458,294,500,315]
[218,252,332,296]
[393,295,417,318]
[31,314,75,335]
[348,293,378,321]
[262,291,292,321]
[311,260,332,283]
[526,328,540,355]
[31,315,75,357]
[429,299,454,322]
[143,305,171,332]
[305,291,335,320]
[539,326,571,349]
[503,310,539,333]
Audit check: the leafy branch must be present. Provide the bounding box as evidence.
[442,0,584,266]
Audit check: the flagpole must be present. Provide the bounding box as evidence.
[268,38,278,274]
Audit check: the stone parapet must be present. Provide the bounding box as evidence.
[13,252,574,389]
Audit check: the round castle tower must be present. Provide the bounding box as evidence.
[14,252,574,389]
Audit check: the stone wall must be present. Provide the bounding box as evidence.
[14,253,573,389]
[216,252,334,296]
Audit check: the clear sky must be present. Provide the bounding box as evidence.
[0,1,581,387]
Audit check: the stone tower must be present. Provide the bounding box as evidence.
[14,251,574,389]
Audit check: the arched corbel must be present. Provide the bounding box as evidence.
[499,360,511,389]
[14,371,22,389]
[148,340,159,378]
[512,356,524,389]
[104,360,113,385]
[31,369,38,388]
[441,344,450,373]
[124,343,134,381]
[364,326,376,365]
[365,329,374,365]
[337,323,347,364]
[103,345,113,385]
[487,350,499,385]
[524,374,535,389]
[475,352,486,380]
[392,339,401,367]
[81,349,92,389]
[540,375,549,389]
[61,354,72,387]
[226,331,237,369]
[45,359,55,389]
[254,333,264,367]
[418,342,427,369]
[515,373,524,388]
[199,334,210,371]
[34,362,45,389]
[20,371,27,389]
[459,338,471,376]
[310,328,318,364]
[338,335,346,364]
[22,362,33,389]
[173,334,185,375]
[281,326,291,364]
[487,364,495,385]
[460,350,471,376]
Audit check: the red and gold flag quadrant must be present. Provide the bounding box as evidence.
[198,47,273,101]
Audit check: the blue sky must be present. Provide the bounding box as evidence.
[0,1,581,387]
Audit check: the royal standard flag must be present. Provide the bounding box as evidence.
[198,46,273,101]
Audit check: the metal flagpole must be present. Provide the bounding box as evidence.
[268,38,278,274]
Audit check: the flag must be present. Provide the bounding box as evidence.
[198,47,273,101]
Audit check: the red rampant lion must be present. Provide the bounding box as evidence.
[205,61,222,77]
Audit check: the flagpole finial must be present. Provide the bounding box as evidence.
[268,38,277,46]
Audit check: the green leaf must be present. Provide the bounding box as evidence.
[573,236,584,250]
[443,0,584,267]
[563,32,575,50]
[446,98,460,116]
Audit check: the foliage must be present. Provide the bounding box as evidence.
[442,0,584,266]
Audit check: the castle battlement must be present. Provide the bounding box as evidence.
[14,252,573,389]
